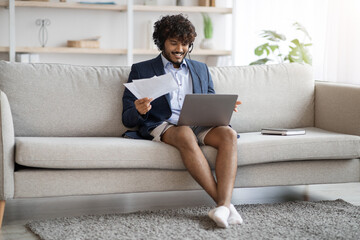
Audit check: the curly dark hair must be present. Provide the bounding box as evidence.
[153,14,197,51]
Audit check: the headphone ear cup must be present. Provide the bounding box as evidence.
[189,43,193,53]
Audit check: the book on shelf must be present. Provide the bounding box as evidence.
[261,128,306,136]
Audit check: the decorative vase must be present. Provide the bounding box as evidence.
[36,19,51,48]
[200,38,214,49]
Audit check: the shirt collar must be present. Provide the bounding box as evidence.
[161,53,187,70]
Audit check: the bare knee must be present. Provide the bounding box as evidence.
[208,126,237,148]
[221,127,237,147]
[223,127,237,142]
[164,126,198,151]
[176,126,198,150]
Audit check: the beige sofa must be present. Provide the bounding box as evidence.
[0,61,359,227]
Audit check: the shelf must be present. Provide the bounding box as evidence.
[132,49,160,55]
[132,5,232,14]
[0,1,127,11]
[0,46,127,54]
[191,49,232,56]
[133,48,231,56]
[0,47,231,56]
[0,1,231,13]
[1,1,234,63]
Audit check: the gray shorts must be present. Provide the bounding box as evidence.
[150,122,213,146]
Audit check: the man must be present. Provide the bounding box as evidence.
[122,14,242,228]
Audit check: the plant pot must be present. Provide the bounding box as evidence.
[200,38,214,49]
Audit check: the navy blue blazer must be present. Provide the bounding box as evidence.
[122,54,215,140]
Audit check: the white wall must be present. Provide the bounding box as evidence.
[0,0,233,66]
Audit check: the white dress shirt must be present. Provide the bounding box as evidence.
[161,54,193,125]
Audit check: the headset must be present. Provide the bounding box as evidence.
[160,41,203,92]
[188,43,194,54]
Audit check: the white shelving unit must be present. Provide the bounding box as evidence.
[0,46,127,54]
[0,0,235,65]
[0,1,127,10]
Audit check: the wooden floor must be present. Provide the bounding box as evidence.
[1,182,359,240]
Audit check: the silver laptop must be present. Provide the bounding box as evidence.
[177,94,238,126]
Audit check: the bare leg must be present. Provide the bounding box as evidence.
[204,126,238,208]
[0,200,5,229]
[162,125,239,228]
[161,126,219,203]
[205,126,240,227]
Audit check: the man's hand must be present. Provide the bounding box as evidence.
[234,100,242,112]
[135,97,153,115]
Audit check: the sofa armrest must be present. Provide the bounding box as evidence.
[315,81,360,136]
[0,91,15,200]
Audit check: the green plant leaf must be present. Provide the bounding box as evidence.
[269,45,279,52]
[293,22,312,41]
[291,38,300,46]
[254,43,270,56]
[260,30,286,42]
[202,13,213,39]
[288,39,312,65]
[249,58,272,65]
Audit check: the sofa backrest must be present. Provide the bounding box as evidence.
[209,63,314,132]
[0,61,130,137]
[0,61,314,137]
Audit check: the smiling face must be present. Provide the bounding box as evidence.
[162,38,190,68]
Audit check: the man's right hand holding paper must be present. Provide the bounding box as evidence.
[135,97,153,115]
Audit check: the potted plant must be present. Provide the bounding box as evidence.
[250,22,312,65]
[200,13,214,49]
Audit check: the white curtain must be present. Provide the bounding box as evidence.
[321,0,360,85]
[234,0,360,85]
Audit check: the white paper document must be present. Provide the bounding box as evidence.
[124,73,178,100]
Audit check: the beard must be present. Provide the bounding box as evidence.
[163,50,188,67]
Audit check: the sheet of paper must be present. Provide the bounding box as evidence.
[124,73,178,100]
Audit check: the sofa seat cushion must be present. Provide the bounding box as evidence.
[15,128,360,170]
[203,127,360,167]
[15,137,186,170]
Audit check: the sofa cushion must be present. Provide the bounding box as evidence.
[210,63,314,132]
[203,127,360,167]
[0,61,131,137]
[15,128,360,170]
